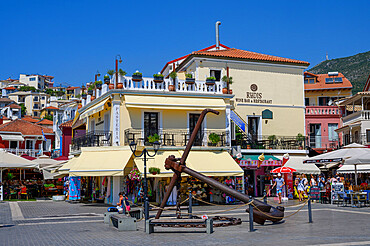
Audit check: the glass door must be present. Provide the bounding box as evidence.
[248,117,259,142]
[309,124,321,148]
[144,112,159,144]
[189,113,203,146]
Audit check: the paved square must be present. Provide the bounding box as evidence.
[1,200,369,246]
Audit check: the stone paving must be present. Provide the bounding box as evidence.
[0,200,370,246]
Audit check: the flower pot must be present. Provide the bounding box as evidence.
[222,88,228,94]
[109,84,114,89]
[88,90,93,95]
[132,75,142,82]
[82,94,87,99]
[104,77,110,84]
[229,89,233,94]
[168,84,176,91]
[78,104,82,109]
[185,78,195,85]
[206,79,215,85]
[91,96,96,100]
[95,83,102,89]
[153,77,164,83]
[117,82,123,89]
[151,172,157,175]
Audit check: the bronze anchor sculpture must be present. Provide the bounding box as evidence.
[155,109,284,225]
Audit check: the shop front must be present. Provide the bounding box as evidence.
[238,155,282,197]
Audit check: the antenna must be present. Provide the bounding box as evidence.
[215,21,221,50]
[326,52,328,60]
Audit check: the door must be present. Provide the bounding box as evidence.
[144,112,159,144]
[309,124,321,148]
[189,113,203,146]
[248,117,259,142]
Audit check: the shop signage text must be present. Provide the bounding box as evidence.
[235,84,273,104]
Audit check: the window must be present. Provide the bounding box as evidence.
[33,112,38,117]
[325,78,334,84]
[367,130,370,143]
[41,104,44,108]
[319,97,330,106]
[210,70,221,81]
[41,96,45,100]
[9,141,17,148]
[26,140,33,149]
[33,104,39,109]
[29,77,36,81]
[189,113,203,146]
[328,123,338,141]
[304,79,309,84]
[33,96,39,102]
[334,77,343,83]
[305,98,310,106]
[144,112,159,143]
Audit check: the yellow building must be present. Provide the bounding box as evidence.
[8,91,49,117]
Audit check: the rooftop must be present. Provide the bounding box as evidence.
[22,116,40,123]
[0,119,53,135]
[304,72,353,91]
[44,106,59,110]
[59,119,73,128]
[36,119,53,125]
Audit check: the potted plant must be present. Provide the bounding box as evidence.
[147,133,160,144]
[149,167,161,175]
[267,135,277,149]
[185,73,195,85]
[296,133,305,149]
[169,71,177,91]
[132,71,142,82]
[95,80,102,89]
[221,75,233,94]
[87,85,94,95]
[153,73,164,83]
[104,75,110,85]
[208,133,220,146]
[118,68,127,77]
[81,93,87,99]
[206,76,216,85]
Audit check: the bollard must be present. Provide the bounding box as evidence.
[263,191,267,204]
[308,192,313,223]
[188,191,193,219]
[249,196,254,232]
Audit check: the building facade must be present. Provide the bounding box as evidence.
[8,91,49,117]
[19,74,54,89]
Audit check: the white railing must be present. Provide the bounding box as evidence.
[305,106,340,115]
[342,110,370,124]
[2,148,42,157]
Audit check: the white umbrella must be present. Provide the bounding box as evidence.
[304,144,370,185]
[34,156,66,168]
[41,162,66,180]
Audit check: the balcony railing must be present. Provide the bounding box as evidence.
[233,134,307,150]
[342,110,370,124]
[305,106,341,116]
[343,133,369,146]
[2,148,42,157]
[71,131,112,151]
[124,128,229,147]
[306,135,340,149]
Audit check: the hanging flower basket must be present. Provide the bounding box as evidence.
[153,74,164,83]
[205,77,216,85]
[128,167,141,180]
[149,167,161,175]
[132,72,142,82]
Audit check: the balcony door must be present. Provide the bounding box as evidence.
[248,117,260,142]
[144,112,159,144]
[309,124,321,148]
[189,113,203,146]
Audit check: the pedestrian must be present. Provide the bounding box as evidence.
[310,174,317,187]
[272,173,285,204]
[297,175,305,201]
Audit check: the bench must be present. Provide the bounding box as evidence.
[146,218,213,234]
[104,211,119,224]
[110,214,137,231]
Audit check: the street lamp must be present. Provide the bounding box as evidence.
[115,55,122,89]
[94,70,101,82]
[129,140,160,228]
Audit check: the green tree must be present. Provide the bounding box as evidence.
[43,114,53,121]
[19,103,27,116]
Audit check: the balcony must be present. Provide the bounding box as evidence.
[343,133,369,146]
[342,110,370,125]
[112,75,224,94]
[124,128,229,147]
[233,135,307,150]
[3,148,42,157]
[305,106,341,116]
[306,135,340,149]
[71,131,112,151]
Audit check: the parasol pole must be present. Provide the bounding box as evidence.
[354,164,358,186]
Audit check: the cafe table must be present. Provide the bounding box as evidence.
[349,191,367,207]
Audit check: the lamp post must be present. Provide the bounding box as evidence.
[129,140,160,229]
[94,70,101,82]
[115,55,122,89]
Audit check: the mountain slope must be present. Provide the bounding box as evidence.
[308,51,370,94]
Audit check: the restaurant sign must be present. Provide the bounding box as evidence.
[239,158,282,169]
[303,158,342,164]
[235,84,273,104]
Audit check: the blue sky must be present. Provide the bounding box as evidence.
[0,0,369,87]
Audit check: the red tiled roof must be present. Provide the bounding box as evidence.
[4,87,16,90]
[304,72,353,91]
[44,106,59,110]
[36,119,53,125]
[22,116,40,123]
[0,98,14,103]
[0,116,10,120]
[9,104,21,109]
[59,119,73,128]
[189,48,310,66]
[0,119,53,135]
[161,44,231,73]
[66,87,79,91]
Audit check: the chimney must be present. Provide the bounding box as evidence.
[215,21,221,50]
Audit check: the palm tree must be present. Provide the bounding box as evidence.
[118,68,127,77]
[107,69,115,78]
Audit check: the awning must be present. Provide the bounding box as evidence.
[124,95,226,110]
[0,134,24,141]
[58,157,80,175]
[276,156,320,174]
[69,147,132,176]
[80,98,110,119]
[134,151,244,177]
[337,164,370,174]
[239,155,282,169]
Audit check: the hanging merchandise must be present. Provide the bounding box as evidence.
[69,176,81,201]
[128,167,141,181]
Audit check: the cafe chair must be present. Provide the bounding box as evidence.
[337,192,350,207]
[321,189,331,204]
[20,187,28,200]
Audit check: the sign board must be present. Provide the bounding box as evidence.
[230,110,246,132]
[285,173,294,199]
[310,186,320,200]
[331,183,344,203]
[303,158,342,164]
